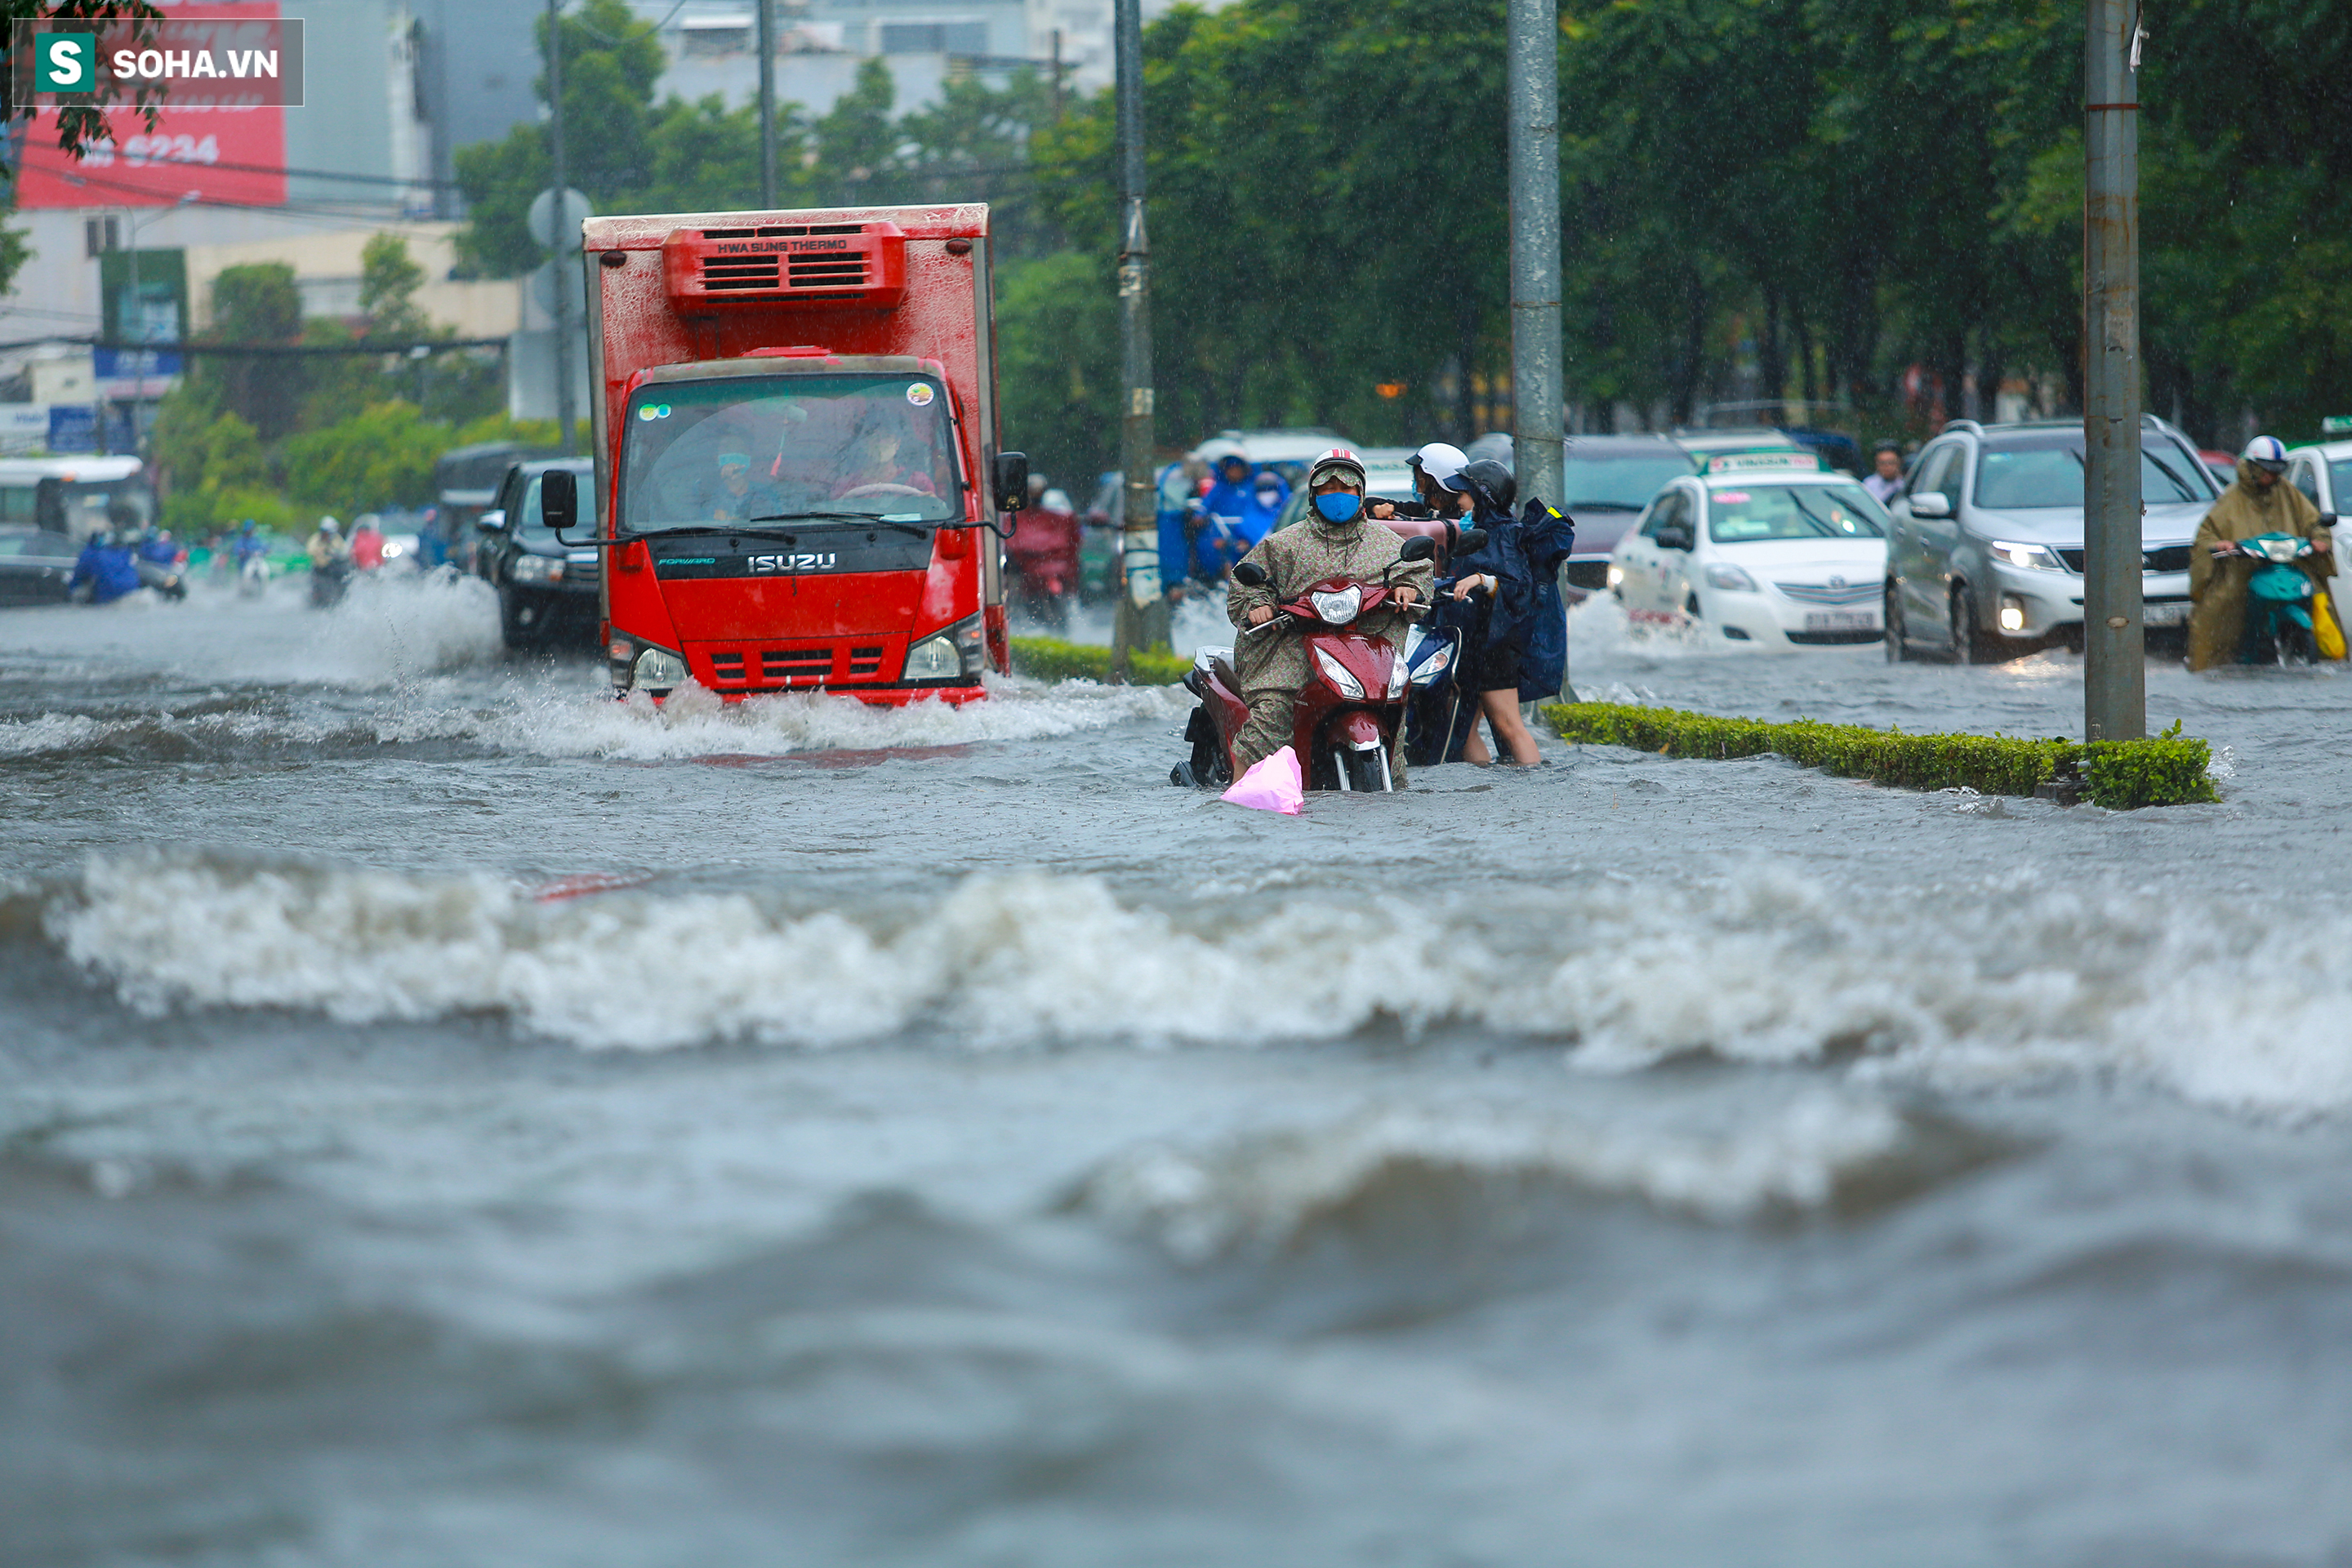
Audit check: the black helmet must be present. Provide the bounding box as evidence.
[1456,458,1516,515]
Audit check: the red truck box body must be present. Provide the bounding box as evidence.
[580,203,1009,703]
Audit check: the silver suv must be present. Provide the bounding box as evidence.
[1885,416,2220,662]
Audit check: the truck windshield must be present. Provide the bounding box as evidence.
[621,373,960,532]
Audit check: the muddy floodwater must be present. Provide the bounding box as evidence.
[7,572,2352,1567]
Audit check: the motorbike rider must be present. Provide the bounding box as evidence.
[1196,448,1262,581]
[307,516,352,570]
[68,522,140,604]
[1446,459,1546,766]
[1154,448,1211,602]
[2189,434,2336,670]
[1227,447,1434,778]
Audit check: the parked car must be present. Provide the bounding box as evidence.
[477,457,599,648]
[0,525,79,606]
[2283,439,2352,623]
[1883,416,2218,662]
[1557,434,1699,599]
[1610,451,1890,646]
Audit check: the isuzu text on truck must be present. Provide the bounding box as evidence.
[539,203,1026,703]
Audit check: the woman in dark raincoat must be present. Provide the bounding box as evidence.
[1446,459,1554,765]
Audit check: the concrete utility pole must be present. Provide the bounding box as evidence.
[1109,0,1165,676]
[547,0,575,452]
[757,0,777,206]
[1507,0,1566,693]
[2082,0,2144,741]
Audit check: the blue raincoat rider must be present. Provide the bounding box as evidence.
[69,528,141,604]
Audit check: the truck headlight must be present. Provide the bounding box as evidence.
[631,645,688,693]
[1990,541,2065,572]
[905,612,986,684]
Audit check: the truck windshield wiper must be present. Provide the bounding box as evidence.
[746,511,932,538]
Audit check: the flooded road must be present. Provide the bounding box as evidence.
[7,573,2352,1566]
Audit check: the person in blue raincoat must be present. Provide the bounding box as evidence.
[1154,449,1210,600]
[1445,459,1547,765]
[1193,449,1260,581]
[69,526,141,604]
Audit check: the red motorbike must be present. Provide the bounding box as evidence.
[1172,534,1437,793]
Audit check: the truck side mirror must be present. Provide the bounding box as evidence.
[1396,535,1437,563]
[540,470,577,536]
[993,452,1030,513]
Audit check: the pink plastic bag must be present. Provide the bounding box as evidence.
[1221,744,1303,814]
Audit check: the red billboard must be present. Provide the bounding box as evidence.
[13,3,287,209]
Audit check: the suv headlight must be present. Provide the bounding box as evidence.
[1704,563,1758,591]
[630,645,688,693]
[905,612,986,684]
[511,554,564,583]
[1990,541,2065,572]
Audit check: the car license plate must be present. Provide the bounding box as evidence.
[2144,602,2190,627]
[1804,611,1879,631]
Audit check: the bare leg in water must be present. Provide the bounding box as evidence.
[1459,688,1543,765]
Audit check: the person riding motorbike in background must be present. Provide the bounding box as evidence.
[1195,448,1266,581]
[69,523,140,605]
[308,517,351,569]
[2189,434,2336,670]
[1227,448,1433,779]
[1446,459,1547,766]
[1154,448,1212,604]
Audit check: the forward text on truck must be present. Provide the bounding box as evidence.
[542,203,1024,703]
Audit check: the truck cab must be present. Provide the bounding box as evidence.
[568,204,1017,704]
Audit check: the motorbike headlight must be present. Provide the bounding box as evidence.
[1408,641,1453,687]
[905,612,987,684]
[1704,563,1759,591]
[1313,646,1367,701]
[631,645,689,693]
[1311,586,1363,626]
[1990,541,2065,572]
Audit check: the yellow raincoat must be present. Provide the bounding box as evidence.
[2186,459,2336,670]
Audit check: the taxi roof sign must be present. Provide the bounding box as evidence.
[2322,416,2352,436]
[1700,450,1824,474]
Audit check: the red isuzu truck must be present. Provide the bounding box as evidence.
[538,203,1026,704]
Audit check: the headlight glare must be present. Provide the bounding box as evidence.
[1990,541,2065,572]
[631,645,688,691]
[1311,586,1363,625]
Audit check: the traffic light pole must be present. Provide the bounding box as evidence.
[2082,0,2144,741]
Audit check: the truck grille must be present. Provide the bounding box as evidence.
[692,642,900,691]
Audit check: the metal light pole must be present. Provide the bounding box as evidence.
[1109,0,1165,675]
[546,0,575,452]
[2082,0,2143,741]
[757,0,777,206]
[1507,0,1566,696]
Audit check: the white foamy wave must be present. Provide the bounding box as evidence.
[40,852,2352,1115]
[1076,1096,1913,1256]
[0,713,109,758]
[484,676,1191,760]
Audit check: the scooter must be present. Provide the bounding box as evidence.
[1170,534,1438,793]
[2214,531,2324,665]
[309,557,353,609]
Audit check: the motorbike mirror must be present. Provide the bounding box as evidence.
[1397,535,1437,563]
[1232,560,1269,587]
[1452,528,1489,554]
[993,451,1030,513]
[539,469,577,536]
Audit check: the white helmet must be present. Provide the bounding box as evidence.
[2241,435,2288,474]
[1408,441,1470,492]
[1304,446,1366,492]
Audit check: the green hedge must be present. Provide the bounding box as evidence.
[1009,636,1188,686]
[1539,702,2221,809]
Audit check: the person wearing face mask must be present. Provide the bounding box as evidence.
[1225,448,1433,778]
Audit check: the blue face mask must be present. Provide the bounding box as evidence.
[1312,492,1361,523]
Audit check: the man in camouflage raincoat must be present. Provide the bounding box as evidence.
[2188,435,2336,670]
[1225,447,1433,779]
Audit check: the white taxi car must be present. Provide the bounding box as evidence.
[1609,452,1891,645]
